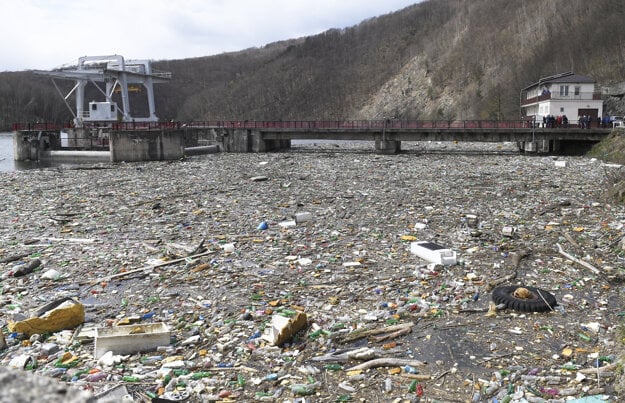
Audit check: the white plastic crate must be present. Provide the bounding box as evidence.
[410,241,457,265]
[94,322,170,358]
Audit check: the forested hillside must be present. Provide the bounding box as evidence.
[2,0,625,130]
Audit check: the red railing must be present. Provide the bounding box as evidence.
[19,118,610,132]
[11,122,72,131]
[104,119,537,130]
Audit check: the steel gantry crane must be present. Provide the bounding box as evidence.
[35,55,171,128]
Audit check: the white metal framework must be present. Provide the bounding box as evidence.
[35,55,171,127]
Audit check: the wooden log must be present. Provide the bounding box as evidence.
[88,250,216,284]
[556,243,600,274]
[345,357,426,372]
[336,322,414,344]
[369,326,412,343]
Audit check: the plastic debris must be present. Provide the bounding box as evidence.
[8,297,84,337]
[261,311,308,346]
[410,241,457,265]
[94,322,171,358]
[0,142,623,401]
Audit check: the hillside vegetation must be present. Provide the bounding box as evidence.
[2,0,625,129]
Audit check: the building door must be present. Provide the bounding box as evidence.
[578,108,598,119]
[578,108,598,127]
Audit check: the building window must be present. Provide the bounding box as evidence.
[91,104,97,110]
[110,105,115,112]
[574,86,580,96]
[560,107,564,112]
[560,85,569,96]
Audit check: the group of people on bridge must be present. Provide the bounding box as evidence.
[542,114,569,128]
[578,115,598,129]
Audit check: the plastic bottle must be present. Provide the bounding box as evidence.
[384,378,393,393]
[85,371,108,382]
[291,383,317,396]
[403,365,418,374]
[264,373,279,381]
[324,364,342,371]
[237,373,246,387]
[141,355,163,364]
[191,371,212,380]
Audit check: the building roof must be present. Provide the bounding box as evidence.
[522,72,595,90]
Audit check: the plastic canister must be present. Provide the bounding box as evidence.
[294,212,312,223]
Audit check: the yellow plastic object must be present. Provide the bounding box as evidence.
[8,298,85,337]
[261,311,308,346]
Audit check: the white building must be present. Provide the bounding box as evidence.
[520,72,603,126]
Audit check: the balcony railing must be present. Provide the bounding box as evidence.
[521,91,602,106]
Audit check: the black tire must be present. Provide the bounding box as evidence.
[491,285,557,312]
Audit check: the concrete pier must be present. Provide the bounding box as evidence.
[109,130,185,162]
[375,139,401,154]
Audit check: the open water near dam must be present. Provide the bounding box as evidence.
[0,132,48,172]
[0,132,100,172]
[0,132,18,172]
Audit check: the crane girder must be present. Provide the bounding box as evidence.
[33,55,171,127]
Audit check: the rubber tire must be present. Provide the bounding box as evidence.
[491,285,557,312]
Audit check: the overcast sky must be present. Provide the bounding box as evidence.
[0,0,419,72]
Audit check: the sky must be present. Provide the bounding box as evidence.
[0,0,419,72]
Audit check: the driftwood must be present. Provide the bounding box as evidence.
[485,250,528,291]
[0,253,30,264]
[88,250,216,284]
[486,271,518,292]
[400,373,431,381]
[563,232,580,249]
[579,363,617,375]
[312,347,379,362]
[369,326,412,343]
[336,322,414,344]
[345,357,426,372]
[556,243,600,274]
[538,200,571,215]
[509,250,529,268]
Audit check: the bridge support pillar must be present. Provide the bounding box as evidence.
[110,130,184,162]
[250,131,290,152]
[13,130,56,161]
[520,140,551,154]
[13,131,32,161]
[375,140,401,154]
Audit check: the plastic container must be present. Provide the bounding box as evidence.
[94,322,170,358]
[410,241,457,265]
[294,212,312,223]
